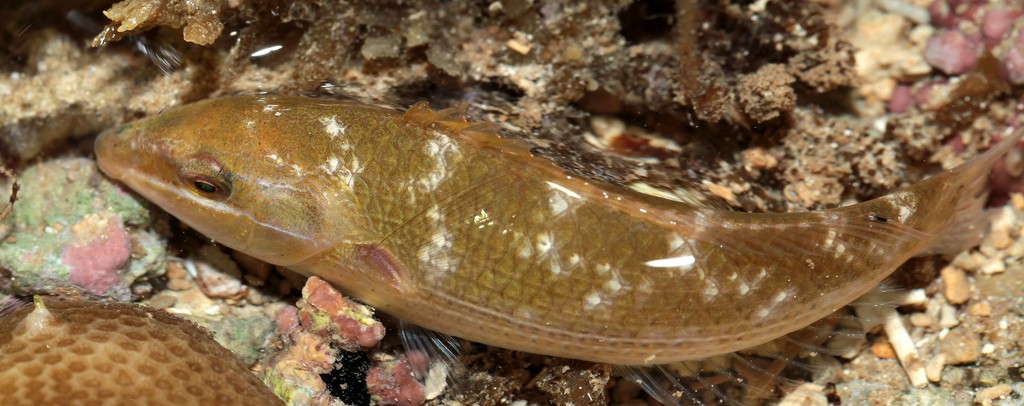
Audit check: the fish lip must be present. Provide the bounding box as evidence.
[94,130,115,171]
[94,129,124,180]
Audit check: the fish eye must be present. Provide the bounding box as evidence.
[178,154,232,200]
[189,175,226,195]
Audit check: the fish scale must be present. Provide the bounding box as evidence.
[96,95,1020,366]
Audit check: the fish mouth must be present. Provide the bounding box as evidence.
[94,127,179,207]
[94,127,133,182]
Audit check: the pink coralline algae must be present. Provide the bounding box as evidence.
[925,30,980,75]
[298,276,386,351]
[888,85,914,114]
[62,216,131,295]
[367,354,427,406]
[981,9,1020,45]
[929,0,986,29]
[1002,34,1024,85]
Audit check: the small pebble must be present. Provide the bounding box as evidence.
[968,301,991,317]
[979,259,1006,275]
[871,340,897,359]
[826,332,866,360]
[910,313,934,327]
[925,30,979,75]
[925,353,946,382]
[165,261,187,279]
[193,247,248,300]
[741,147,778,170]
[1010,193,1024,209]
[951,250,979,270]
[941,328,981,365]
[888,84,914,113]
[167,278,194,291]
[147,292,178,309]
[981,9,1019,43]
[939,303,960,328]
[777,382,828,406]
[1004,42,1024,85]
[941,266,971,304]
[986,226,1012,250]
[974,383,1012,406]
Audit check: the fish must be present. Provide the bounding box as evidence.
[94,95,1019,373]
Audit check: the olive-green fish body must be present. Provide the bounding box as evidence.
[95,96,1019,365]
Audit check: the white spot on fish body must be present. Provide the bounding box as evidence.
[264,154,283,165]
[535,233,553,255]
[667,234,686,251]
[431,228,453,250]
[747,267,767,290]
[320,115,347,139]
[319,156,341,175]
[548,190,570,215]
[568,253,581,266]
[834,243,846,257]
[605,277,622,292]
[636,279,654,294]
[824,229,837,248]
[405,185,418,204]
[472,209,493,228]
[702,281,719,298]
[517,239,533,259]
[426,207,442,221]
[546,181,582,199]
[418,137,461,191]
[548,259,562,275]
[583,291,603,309]
[337,157,364,189]
[644,255,695,271]
[737,281,750,295]
[418,171,447,192]
[898,204,915,223]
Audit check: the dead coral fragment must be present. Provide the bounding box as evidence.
[298,276,386,352]
[738,64,796,122]
[367,353,427,406]
[93,0,225,46]
[0,297,283,405]
[262,277,390,405]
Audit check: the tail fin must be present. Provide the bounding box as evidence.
[923,127,1023,255]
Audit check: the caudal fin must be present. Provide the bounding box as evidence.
[923,127,1023,255]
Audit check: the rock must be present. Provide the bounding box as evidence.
[940,328,981,365]
[925,30,979,75]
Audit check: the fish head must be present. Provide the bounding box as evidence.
[95,97,368,266]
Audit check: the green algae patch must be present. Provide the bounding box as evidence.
[0,158,165,299]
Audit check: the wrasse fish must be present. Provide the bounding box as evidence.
[95,95,1019,368]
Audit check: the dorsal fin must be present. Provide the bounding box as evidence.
[401,102,503,141]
